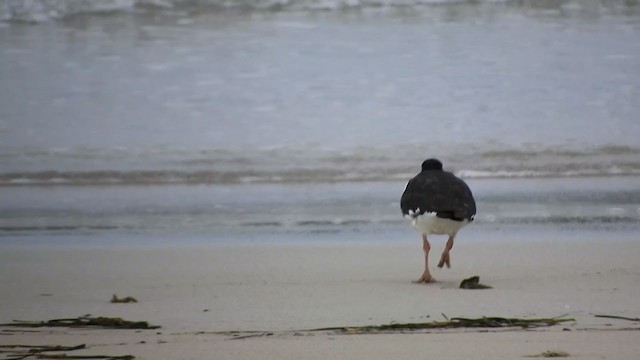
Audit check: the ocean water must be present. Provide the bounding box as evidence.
[1,177,640,242]
[1,0,639,244]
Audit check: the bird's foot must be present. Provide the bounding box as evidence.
[414,273,436,283]
[437,252,451,268]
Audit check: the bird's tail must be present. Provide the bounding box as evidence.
[404,208,421,220]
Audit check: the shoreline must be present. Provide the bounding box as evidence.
[2,238,640,358]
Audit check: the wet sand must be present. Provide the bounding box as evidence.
[1,238,640,359]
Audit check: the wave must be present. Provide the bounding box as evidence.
[2,214,638,236]
[2,144,640,186]
[2,167,640,186]
[1,0,635,22]
[0,225,123,233]
[0,169,409,186]
[241,216,640,228]
[0,0,482,22]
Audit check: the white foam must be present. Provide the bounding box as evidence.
[455,169,550,179]
[606,208,626,216]
[0,0,547,22]
[0,0,137,22]
[7,178,36,185]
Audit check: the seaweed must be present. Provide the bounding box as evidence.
[312,316,573,334]
[34,355,134,359]
[0,344,133,360]
[0,316,159,330]
[110,295,138,304]
[594,314,640,322]
[525,350,570,358]
[218,315,575,339]
[459,276,492,289]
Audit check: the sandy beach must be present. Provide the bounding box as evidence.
[3,1,640,358]
[1,238,639,359]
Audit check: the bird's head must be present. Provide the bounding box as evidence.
[421,158,443,171]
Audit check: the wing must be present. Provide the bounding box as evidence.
[400,171,476,221]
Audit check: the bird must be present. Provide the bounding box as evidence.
[400,158,476,283]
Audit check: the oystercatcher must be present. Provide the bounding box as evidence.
[401,159,476,283]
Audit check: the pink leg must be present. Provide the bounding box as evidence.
[414,235,435,283]
[438,235,454,268]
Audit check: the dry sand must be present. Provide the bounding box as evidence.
[1,238,640,359]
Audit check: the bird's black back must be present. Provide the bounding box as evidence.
[401,170,476,221]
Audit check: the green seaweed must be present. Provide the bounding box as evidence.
[525,350,570,358]
[0,344,134,360]
[216,316,574,340]
[0,316,159,330]
[312,316,574,334]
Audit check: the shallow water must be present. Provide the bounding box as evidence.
[1,1,640,185]
[1,2,639,244]
[1,177,639,244]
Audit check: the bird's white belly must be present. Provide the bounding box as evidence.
[409,212,468,236]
